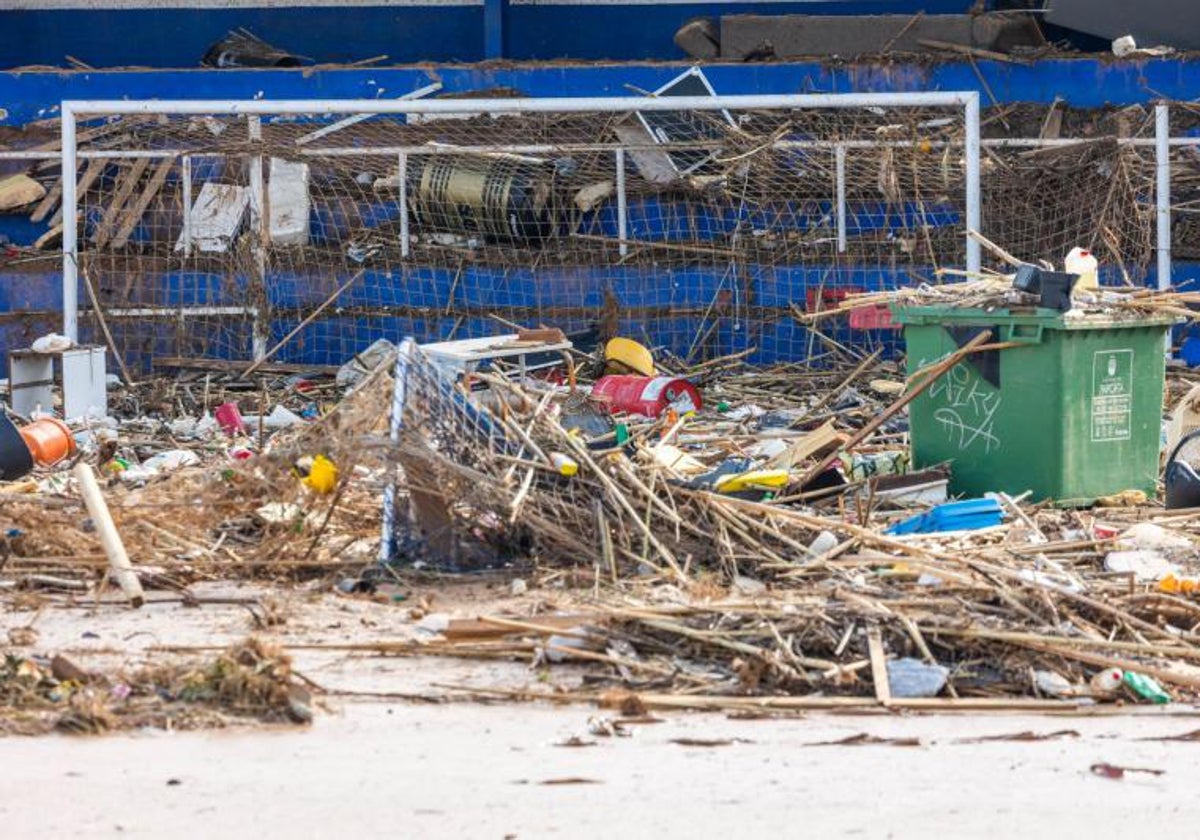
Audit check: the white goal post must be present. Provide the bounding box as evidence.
[57,91,982,359]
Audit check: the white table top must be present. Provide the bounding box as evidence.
[420,333,573,365]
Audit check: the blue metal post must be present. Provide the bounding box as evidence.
[484,0,505,60]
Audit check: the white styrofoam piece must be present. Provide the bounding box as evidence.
[268,157,310,246]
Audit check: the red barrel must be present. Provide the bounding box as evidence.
[592,375,703,418]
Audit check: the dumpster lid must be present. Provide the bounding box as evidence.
[891,305,1179,330]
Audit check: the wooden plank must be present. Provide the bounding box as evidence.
[91,158,150,248]
[108,157,173,249]
[49,158,106,228]
[29,168,71,223]
[33,221,65,251]
[152,356,340,375]
[867,625,892,706]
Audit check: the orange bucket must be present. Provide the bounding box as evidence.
[19,418,77,466]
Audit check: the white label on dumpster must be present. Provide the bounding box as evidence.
[1091,349,1133,442]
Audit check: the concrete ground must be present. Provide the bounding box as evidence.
[2,583,1199,838]
[4,704,1200,838]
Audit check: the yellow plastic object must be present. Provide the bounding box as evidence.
[604,337,655,376]
[301,454,339,494]
[1160,573,1200,595]
[550,452,579,477]
[715,469,790,494]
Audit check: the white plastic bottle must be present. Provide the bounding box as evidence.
[1065,246,1100,294]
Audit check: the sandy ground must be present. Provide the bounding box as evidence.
[4,584,1200,838]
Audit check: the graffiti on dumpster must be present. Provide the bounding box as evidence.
[919,356,1002,453]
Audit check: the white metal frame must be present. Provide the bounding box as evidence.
[57,92,983,344]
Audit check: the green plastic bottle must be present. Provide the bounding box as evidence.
[1123,671,1171,704]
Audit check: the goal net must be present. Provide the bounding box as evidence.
[63,89,984,372]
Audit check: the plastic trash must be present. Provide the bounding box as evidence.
[1159,573,1200,595]
[298,454,338,494]
[1034,669,1075,698]
[144,450,201,472]
[17,418,76,467]
[886,498,1004,536]
[886,657,949,698]
[1123,671,1171,704]
[809,530,839,556]
[715,468,789,494]
[30,333,73,353]
[732,575,767,595]
[604,337,655,377]
[544,629,591,663]
[1104,549,1178,582]
[336,338,397,388]
[550,452,578,477]
[1090,667,1124,695]
[1111,35,1138,57]
[214,402,247,435]
[1065,246,1099,294]
[1119,522,1191,552]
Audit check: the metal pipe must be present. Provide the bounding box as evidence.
[835,144,847,253]
[247,116,268,361]
[1157,102,1172,292]
[180,155,193,257]
[63,92,981,117]
[398,152,409,259]
[61,104,78,343]
[294,82,442,146]
[16,135,1200,163]
[615,148,627,257]
[964,91,982,274]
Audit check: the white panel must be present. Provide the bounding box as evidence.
[268,157,311,246]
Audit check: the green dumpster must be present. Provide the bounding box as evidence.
[893,306,1174,505]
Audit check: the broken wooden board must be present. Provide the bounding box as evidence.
[0,174,47,211]
[29,165,74,223]
[33,221,66,250]
[91,159,150,247]
[176,182,250,253]
[763,419,845,470]
[109,157,174,249]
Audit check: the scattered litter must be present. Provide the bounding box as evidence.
[668,737,752,747]
[955,730,1080,744]
[1090,763,1165,780]
[1104,550,1177,582]
[887,658,949,699]
[807,733,922,748]
[1123,671,1171,704]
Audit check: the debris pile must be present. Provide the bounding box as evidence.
[0,638,311,736]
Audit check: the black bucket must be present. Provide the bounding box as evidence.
[1013,264,1079,312]
[0,414,34,481]
[1166,429,1200,509]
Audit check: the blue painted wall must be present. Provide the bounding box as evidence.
[1,56,1192,369]
[3,56,1199,127]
